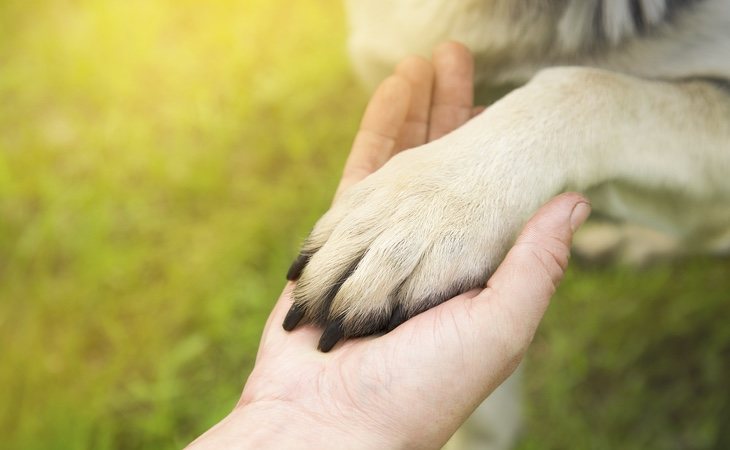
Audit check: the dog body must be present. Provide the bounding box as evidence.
[287,2,730,447]
[348,0,730,89]
[289,0,730,336]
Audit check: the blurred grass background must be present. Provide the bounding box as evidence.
[0,1,728,449]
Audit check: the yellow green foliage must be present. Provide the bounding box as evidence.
[1,1,728,449]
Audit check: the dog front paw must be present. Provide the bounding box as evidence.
[282,146,533,351]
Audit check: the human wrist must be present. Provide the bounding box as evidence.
[187,400,403,450]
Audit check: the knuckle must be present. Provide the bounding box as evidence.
[518,237,570,289]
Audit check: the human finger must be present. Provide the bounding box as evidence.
[428,41,474,141]
[479,193,591,346]
[394,56,434,151]
[335,75,411,201]
[385,193,590,364]
[258,284,321,359]
[372,193,590,415]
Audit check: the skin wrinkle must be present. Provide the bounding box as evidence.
[354,361,401,423]
[518,230,572,271]
[311,372,394,448]
[526,245,564,293]
[492,245,559,304]
[477,299,529,366]
[444,307,472,373]
[257,402,376,445]
[336,350,413,446]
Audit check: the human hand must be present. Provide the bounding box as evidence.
[188,193,590,450]
[283,42,487,350]
[187,42,591,449]
[334,41,482,202]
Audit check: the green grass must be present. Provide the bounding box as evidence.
[1,1,728,449]
[521,259,730,450]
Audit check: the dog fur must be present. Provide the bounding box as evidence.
[286,0,730,341]
[285,1,730,446]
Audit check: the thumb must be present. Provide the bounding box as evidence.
[479,192,591,345]
[375,193,591,431]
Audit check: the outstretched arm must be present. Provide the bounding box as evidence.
[187,43,591,449]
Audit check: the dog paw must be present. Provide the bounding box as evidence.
[282,145,537,351]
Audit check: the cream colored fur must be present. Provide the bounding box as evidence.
[294,1,730,448]
[296,67,730,332]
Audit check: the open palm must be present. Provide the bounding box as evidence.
[188,42,590,450]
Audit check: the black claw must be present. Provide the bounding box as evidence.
[283,303,306,331]
[312,258,361,324]
[386,303,408,332]
[286,253,311,281]
[318,319,344,352]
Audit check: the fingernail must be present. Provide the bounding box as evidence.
[570,202,591,232]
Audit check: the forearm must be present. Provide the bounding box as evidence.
[186,402,400,450]
[524,68,730,194]
[447,66,730,241]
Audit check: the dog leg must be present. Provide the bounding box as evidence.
[285,67,730,350]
